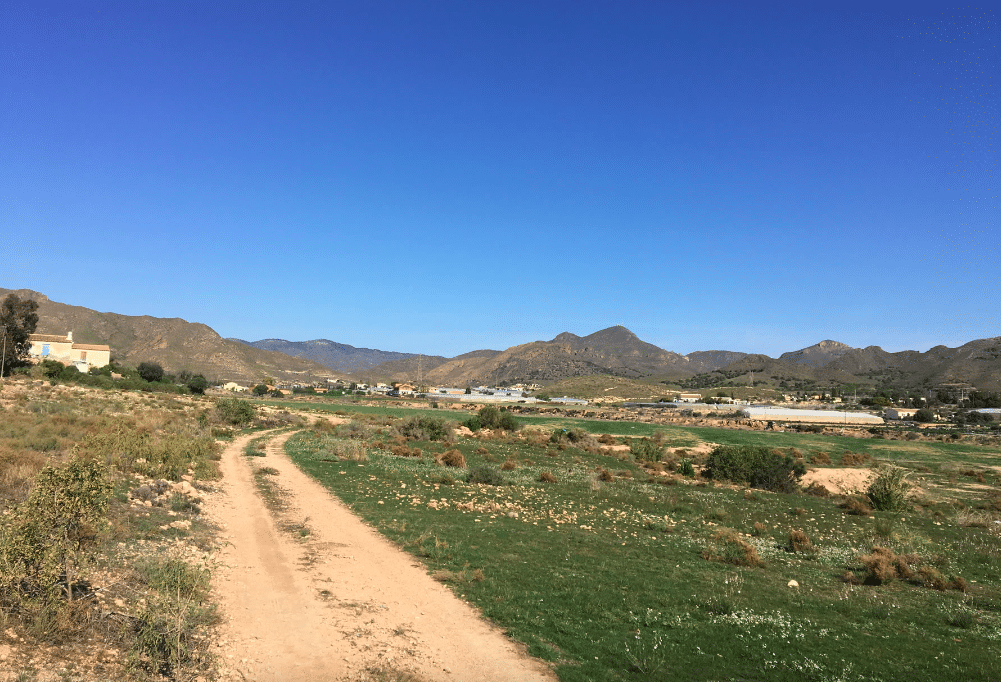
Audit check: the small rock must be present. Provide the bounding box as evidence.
[787,580,800,588]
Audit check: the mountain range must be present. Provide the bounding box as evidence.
[5,288,1000,393]
[0,289,340,384]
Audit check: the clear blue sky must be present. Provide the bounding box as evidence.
[2,1,997,357]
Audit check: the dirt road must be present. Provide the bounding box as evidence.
[207,432,557,682]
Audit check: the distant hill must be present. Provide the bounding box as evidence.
[779,340,854,368]
[828,338,1001,391]
[232,338,418,374]
[683,350,749,373]
[364,326,699,386]
[0,288,339,384]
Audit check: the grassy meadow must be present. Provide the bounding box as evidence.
[283,402,1001,682]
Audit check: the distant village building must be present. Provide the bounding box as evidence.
[970,408,1001,421]
[221,382,248,392]
[27,332,111,373]
[677,393,702,403]
[549,396,589,406]
[885,407,920,420]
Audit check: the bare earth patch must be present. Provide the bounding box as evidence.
[801,467,875,495]
[205,432,556,682]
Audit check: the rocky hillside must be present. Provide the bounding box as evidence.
[364,326,698,386]
[0,289,339,384]
[779,340,854,368]
[827,338,1001,391]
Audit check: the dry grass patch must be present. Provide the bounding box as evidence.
[702,529,765,567]
[437,449,466,468]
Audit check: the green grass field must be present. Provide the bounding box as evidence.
[282,408,1001,682]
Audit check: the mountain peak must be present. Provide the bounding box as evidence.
[779,340,854,368]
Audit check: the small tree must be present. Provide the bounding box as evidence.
[186,375,208,394]
[252,384,269,396]
[0,457,112,606]
[137,361,164,383]
[913,408,936,423]
[866,466,911,511]
[0,293,39,376]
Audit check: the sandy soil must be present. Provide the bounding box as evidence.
[206,432,557,682]
[801,467,874,494]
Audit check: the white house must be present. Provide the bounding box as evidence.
[27,331,111,373]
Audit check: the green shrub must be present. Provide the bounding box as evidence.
[186,375,208,394]
[866,466,911,512]
[465,407,520,432]
[128,559,216,678]
[397,415,453,442]
[478,405,502,428]
[467,465,506,485]
[137,361,164,383]
[216,397,255,425]
[678,459,696,477]
[0,457,113,614]
[497,412,520,431]
[39,359,64,379]
[704,445,805,493]
[629,438,663,462]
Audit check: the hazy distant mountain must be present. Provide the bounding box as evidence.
[0,288,339,384]
[233,338,418,374]
[780,340,854,368]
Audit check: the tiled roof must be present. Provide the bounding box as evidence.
[28,334,70,343]
[72,344,111,351]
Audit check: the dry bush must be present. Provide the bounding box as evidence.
[954,509,991,528]
[787,529,815,553]
[859,547,898,584]
[334,441,368,462]
[616,469,633,479]
[854,547,966,591]
[840,496,872,516]
[793,507,807,516]
[597,434,616,445]
[475,447,489,455]
[789,448,803,459]
[597,467,614,482]
[840,451,870,466]
[390,444,421,458]
[538,471,557,483]
[752,522,767,536]
[918,566,948,591]
[810,452,831,465]
[437,449,466,468]
[803,482,830,497]
[500,460,517,471]
[702,529,764,568]
[644,461,665,473]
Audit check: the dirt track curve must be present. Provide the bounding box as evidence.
[207,431,557,682]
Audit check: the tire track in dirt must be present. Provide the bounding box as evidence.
[207,431,557,682]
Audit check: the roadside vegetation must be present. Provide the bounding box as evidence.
[286,402,1001,682]
[0,380,270,680]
